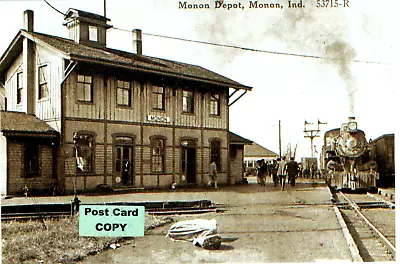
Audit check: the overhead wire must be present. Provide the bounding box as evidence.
[112,27,388,65]
[39,0,388,65]
[43,0,66,16]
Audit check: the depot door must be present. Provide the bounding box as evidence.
[114,136,134,186]
[181,139,196,184]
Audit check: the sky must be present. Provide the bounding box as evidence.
[0,0,397,161]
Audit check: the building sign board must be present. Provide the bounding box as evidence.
[147,115,170,123]
[79,205,145,237]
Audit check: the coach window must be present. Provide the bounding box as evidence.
[183,90,194,113]
[210,92,220,116]
[75,133,94,173]
[210,139,221,171]
[77,75,93,103]
[152,85,165,110]
[150,137,165,173]
[24,142,40,177]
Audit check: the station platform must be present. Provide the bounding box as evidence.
[1,177,326,206]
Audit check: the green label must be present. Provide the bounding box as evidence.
[79,205,145,237]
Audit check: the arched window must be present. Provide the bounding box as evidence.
[74,132,95,173]
[210,139,221,171]
[150,137,165,173]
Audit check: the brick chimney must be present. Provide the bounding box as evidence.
[23,10,35,115]
[24,10,34,32]
[63,8,112,48]
[132,29,142,55]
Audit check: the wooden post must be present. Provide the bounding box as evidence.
[278,120,281,157]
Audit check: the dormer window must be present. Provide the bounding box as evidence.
[89,25,98,41]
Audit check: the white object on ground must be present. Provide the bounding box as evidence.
[166,219,221,249]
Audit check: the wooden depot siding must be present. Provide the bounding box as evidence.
[108,78,141,122]
[52,67,231,192]
[5,54,23,112]
[5,46,63,128]
[35,46,63,124]
[175,87,201,128]
[41,68,232,192]
[64,72,105,120]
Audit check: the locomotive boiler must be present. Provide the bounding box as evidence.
[322,117,378,190]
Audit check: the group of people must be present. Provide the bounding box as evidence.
[208,157,302,191]
[256,156,300,191]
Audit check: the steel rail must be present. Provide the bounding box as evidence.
[1,206,219,221]
[333,205,363,262]
[339,191,396,256]
[367,192,395,209]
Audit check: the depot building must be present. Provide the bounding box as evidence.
[0,8,252,195]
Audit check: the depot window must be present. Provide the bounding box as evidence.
[24,142,40,177]
[75,134,94,173]
[89,26,98,42]
[17,72,23,105]
[38,65,48,100]
[150,137,165,173]
[152,85,165,110]
[117,80,131,106]
[210,92,220,116]
[210,139,221,171]
[183,90,194,113]
[77,75,93,102]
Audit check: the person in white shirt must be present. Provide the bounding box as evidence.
[277,156,288,191]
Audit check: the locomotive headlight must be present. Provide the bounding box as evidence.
[348,121,357,131]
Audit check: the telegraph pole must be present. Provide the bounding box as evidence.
[278,120,282,157]
[303,120,326,158]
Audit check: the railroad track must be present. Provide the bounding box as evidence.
[335,191,395,262]
[1,200,220,221]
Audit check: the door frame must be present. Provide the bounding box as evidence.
[112,134,135,187]
[180,138,197,184]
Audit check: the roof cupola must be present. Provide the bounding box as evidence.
[63,8,112,48]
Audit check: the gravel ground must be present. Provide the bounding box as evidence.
[78,178,354,263]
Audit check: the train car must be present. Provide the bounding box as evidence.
[322,117,379,191]
[372,134,395,188]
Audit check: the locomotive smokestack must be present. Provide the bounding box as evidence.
[348,116,355,121]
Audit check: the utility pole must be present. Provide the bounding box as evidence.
[303,119,327,158]
[278,120,282,157]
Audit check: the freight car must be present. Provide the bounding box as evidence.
[322,117,378,191]
[372,134,395,188]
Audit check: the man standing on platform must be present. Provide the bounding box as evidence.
[209,161,218,189]
[287,157,299,186]
[277,156,287,191]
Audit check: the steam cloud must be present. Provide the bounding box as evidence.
[195,3,357,117]
[325,42,357,116]
[274,7,358,117]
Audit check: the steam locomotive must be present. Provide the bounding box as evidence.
[322,117,379,191]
